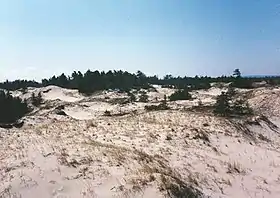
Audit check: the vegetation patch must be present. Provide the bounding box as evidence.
[159,174,203,198]
[127,92,136,102]
[227,161,246,175]
[31,92,43,107]
[145,103,170,111]
[169,89,192,101]
[0,90,30,124]
[214,87,253,117]
[109,97,130,105]
[145,96,169,111]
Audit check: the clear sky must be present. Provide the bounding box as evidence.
[1,0,280,81]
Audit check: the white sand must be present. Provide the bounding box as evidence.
[1,86,280,198]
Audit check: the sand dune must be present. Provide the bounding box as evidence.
[1,85,280,198]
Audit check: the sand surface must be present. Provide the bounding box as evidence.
[1,85,280,198]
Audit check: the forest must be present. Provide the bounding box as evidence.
[0,69,279,124]
[1,69,279,94]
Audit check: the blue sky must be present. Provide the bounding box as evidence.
[1,0,280,80]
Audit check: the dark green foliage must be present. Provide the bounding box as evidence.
[231,69,253,89]
[31,92,43,107]
[169,89,192,101]
[0,90,29,124]
[231,78,253,89]
[145,102,170,111]
[190,82,211,90]
[1,69,280,94]
[0,80,40,91]
[232,99,253,115]
[267,78,280,86]
[233,69,241,78]
[213,92,231,116]
[214,87,253,117]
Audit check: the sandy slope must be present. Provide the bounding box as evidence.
[1,85,280,198]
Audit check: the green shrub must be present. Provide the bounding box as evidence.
[0,90,30,124]
[214,88,253,117]
[213,92,231,116]
[169,89,192,101]
[231,78,253,89]
[232,99,253,115]
[190,82,211,90]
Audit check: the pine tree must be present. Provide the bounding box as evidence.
[214,87,253,117]
[233,69,241,78]
[214,92,231,116]
[0,90,29,124]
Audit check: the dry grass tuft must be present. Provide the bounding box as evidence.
[86,120,97,128]
[227,161,246,175]
[258,134,271,142]
[159,174,203,198]
[193,130,210,143]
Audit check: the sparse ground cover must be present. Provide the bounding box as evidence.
[1,84,280,198]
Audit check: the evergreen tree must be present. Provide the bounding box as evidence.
[233,69,241,78]
[214,87,252,117]
[214,92,231,116]
[1,68,279,95]
[0,90,29,124]
[58,73,69,88]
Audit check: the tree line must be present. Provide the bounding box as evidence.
[1,69,280,94]
[0,68,278,124]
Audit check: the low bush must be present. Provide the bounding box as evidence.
[214,87,253,117]
[169,89,192,101]
[0,90,30,124]
[231,78,253,89]
[213,92,231,116]
[190,82,211,90]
